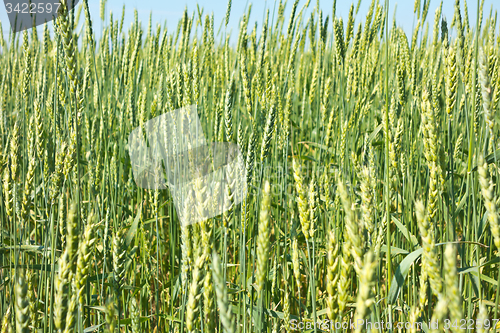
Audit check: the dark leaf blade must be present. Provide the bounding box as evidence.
[387,248,423,304]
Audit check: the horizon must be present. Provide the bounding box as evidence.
[0,0,498,47]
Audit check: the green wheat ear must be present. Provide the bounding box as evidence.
[212,252,235,333]
[1,306,12,333]
[444,244,463,323]
[256,180,271,294]
[186,233,204,333]
[478,154,500,249]
[75,212,97,307]
[14,276,29,333]
[112,228,128,298]
[353,251,377,333]
[54,251,70,332]
[416,200,442,297]
[293,158,309,241]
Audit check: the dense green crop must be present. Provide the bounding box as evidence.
[1,0,500,331]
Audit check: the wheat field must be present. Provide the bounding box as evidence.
[0,0,500,331]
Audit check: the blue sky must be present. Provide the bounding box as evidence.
[0,0,498,43]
